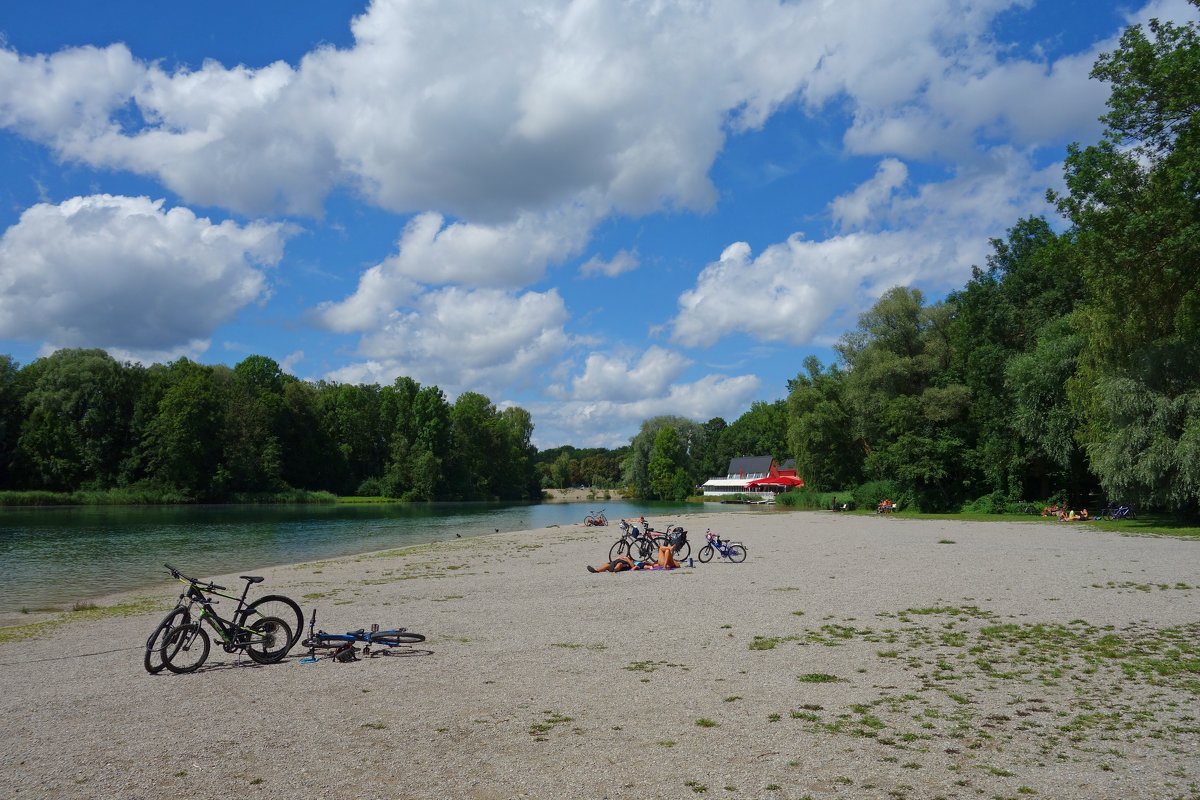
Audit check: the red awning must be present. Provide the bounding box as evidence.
[747,475,804,488]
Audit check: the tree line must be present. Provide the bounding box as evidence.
[0,350,540,502]
[624,9,1200,514]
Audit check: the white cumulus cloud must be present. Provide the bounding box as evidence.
[326,287,572,397]
[671,149,1059,348]
[0,194,290,356]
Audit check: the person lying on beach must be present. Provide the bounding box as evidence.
[587,546,680,573]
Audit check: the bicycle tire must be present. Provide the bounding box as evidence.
[728,544,747,563]
[608,538,629,562]
[144,607,188,675]
[697,544,714,563]
[671,540,691,561]
[245,617,292,664]
[369,630,426,646]
[243,594,304,648]
[631,538,655,560]
[302,632,354,650]
[163,622,210,674]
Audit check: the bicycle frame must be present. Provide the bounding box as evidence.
[165,566,271,652]
[179,584,271,652]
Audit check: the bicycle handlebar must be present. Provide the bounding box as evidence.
[164,563,226,592]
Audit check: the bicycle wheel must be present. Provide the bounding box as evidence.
[608,538,630,562]
[697,544,714,563]
[728,544,747,563]
[369,630,426,646]
[246,617,293,664]
[243,594,304,648]
[671,540,691,561]
[301,632,349,649]
[144,608,188,674]
[163,622,210,674]
[630,538,655,560]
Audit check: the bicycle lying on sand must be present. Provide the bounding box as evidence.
[144,565,300,674]
[299,609,426,663]
[697,530,747,563]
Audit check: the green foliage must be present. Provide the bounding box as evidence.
[648,426,686,500]
[960,491,1014,515]
[773,488,835,509]
[622,415,706,499]
[16,348,137,491]
[851,480,902,512]
[774,3,1199,515]
[1051,5,1200,511]
[0,351,540,503]
[786,357,861,491]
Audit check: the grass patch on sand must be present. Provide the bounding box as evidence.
[528,710,575,740]
[775,606,1200,791]
[0,597,165,644]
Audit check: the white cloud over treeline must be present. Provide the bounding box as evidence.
[1,0,1194,446]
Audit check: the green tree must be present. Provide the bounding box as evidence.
[0,355,20,489]
[142,359,224,497]
[221,355,286,492]
[550,451,573,490]
[1052,4,1200,509]
[837,289,970,510]
[622,416,703,499]
[17,349,136,490]
[693,417,730,481]
[446,391,499,499]
[720,401,789,462]
[648,426,686,500]
[786,356,861,490]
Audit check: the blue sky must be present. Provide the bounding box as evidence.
[1,0,1196,448]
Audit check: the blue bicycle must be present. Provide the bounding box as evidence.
[299,609,425,663]
[697,529,747,563]
[1100,503,1136,520]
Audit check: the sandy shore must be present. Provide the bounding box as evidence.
[1,511,1197,799]
[541,488,622,504]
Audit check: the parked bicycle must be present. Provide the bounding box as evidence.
[144,564,299,674]
[697,530,747,563]
[584,509,609,526]
[299,609,425,663]
[609,519,642,561]
[643,523,691,561]
[1100,503,1136,520]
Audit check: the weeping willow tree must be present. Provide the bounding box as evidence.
[1053,3,1200,511]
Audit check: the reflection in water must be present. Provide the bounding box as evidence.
[0,501,740,612]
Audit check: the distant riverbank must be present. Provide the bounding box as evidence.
[540,487,623,504]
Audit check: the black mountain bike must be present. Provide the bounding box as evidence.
[628,523,690,561]
[144,565,302,674]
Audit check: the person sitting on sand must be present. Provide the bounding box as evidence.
[1079,508,1089,520]
[1042,503,1060,517]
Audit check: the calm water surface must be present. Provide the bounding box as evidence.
[0,501,740,613]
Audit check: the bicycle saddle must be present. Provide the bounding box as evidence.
[241,575,264,584]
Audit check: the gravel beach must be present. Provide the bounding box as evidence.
[1,510,1197,800]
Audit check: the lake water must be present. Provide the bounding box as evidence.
[0,500,740,613]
